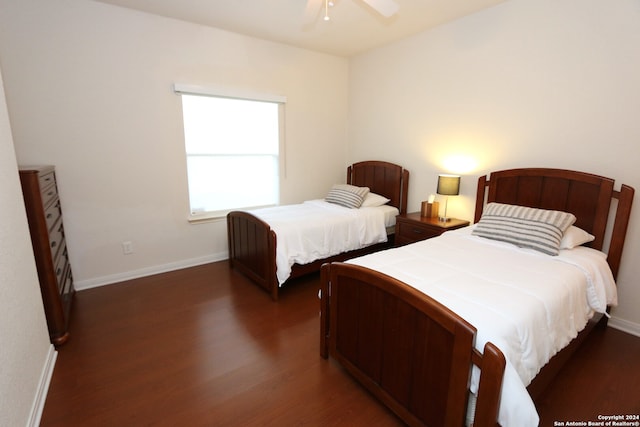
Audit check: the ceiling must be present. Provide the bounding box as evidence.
[93,0,507,57]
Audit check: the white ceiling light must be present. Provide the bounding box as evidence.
[324,0,331,21]
[307,0,399,24]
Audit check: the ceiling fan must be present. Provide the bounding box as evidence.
[304,0,399,23]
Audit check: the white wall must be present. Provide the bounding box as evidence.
[348,0,640,332]
[0,67,55,426]
[0,0,350,288]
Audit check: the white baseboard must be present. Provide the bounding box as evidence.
[28,344,57,427]
[74,252,228,290]
[608,316,640,337]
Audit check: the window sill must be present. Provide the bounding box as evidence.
[188,204,277,224]
[187,213,227,224]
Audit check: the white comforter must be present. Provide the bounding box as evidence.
[251,200,397,285]
[347,226,617,427]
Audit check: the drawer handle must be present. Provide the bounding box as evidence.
[412,228,424,234]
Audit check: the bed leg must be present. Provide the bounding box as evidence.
[320,263,330,359]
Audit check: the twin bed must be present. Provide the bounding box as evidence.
[320,167,634,426]
[227,164,634,426]
[227,160,409,300]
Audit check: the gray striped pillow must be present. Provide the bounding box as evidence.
[325,184,370,209]
[472,203,576,255]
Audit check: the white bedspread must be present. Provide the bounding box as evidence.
[251,200,397,285]
[346,225,617,427]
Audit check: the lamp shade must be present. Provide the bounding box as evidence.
[437,174,460,196]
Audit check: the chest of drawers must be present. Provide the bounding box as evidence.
[19,165,74,345]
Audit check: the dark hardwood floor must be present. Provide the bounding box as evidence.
[41,261,640,427]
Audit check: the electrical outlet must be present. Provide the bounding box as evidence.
[122,241,133,255]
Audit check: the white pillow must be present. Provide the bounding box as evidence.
[360,192,391,208]
[560,225,595,249]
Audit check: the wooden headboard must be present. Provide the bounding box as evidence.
[347,160,409,214]
[474,168,634,279]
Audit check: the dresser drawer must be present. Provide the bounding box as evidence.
[44,199,62,232]
[40,181,58,209]
[38,170,56,190]
[395,213,470,247]
[49,218,65,260]
[397,221,441,241]
[54,244,69,292]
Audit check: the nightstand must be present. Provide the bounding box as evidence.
[395,212,470,246]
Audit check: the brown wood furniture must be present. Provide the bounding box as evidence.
[320,167,634,427]
[227,160,409,300]
[19,165,75,346]
[395,212,469,246]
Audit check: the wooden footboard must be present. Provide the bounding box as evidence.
[320,262,505,427]
[227,211,278,300]
[227,211,394,301]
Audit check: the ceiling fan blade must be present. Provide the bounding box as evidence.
[360,0,399,17]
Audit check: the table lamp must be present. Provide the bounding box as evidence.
[437,174,460,222]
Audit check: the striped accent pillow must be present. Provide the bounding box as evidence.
[325,184,370,209]
[472,203,576,255]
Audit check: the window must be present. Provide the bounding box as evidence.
[175,84,285,221]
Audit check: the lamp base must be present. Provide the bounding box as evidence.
[438,216,452,222]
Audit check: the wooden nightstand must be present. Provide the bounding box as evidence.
[395,212,470,246]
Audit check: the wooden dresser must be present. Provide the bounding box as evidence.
[395,212,470,246]
[19,165,74,345]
